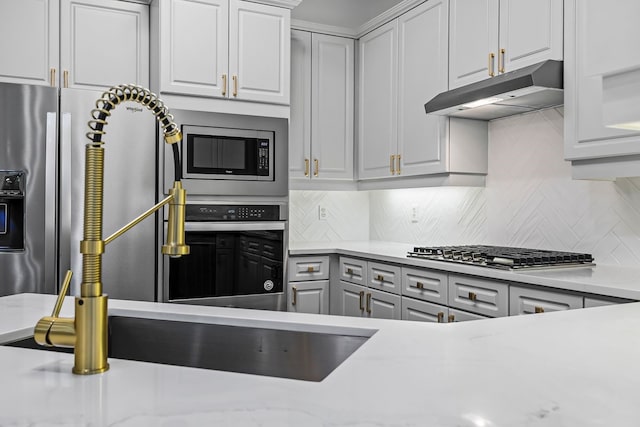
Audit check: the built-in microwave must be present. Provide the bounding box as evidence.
[182,125,274,181]
[163,110,289,197]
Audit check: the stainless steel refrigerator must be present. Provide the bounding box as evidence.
[0,82,58,296]
[0,82,158,300]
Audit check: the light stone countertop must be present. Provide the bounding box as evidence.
[289,240,640,300]
[1,293,640,426]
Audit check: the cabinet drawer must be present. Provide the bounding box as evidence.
[340,257,367,286]
[288,256,330,282]
[447,308,488,323]
[401,297,448,323]
[402,267,448,305]
[368,261,401,295]
[509,285,583,315]
[584,295,633,308]
[448,274,509,317]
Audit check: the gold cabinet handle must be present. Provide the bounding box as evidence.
[304,158,310,177]
[306,266,315,273]
[313,159,319,177]
[366,293,372,314]
[488,52,495,77]
[222,73,227,96]
[50,68,56,87]
[534,306,545,314]
[416,282,424,289]
[232,75,238,97]
[448,314,455,323]
[375,274,384,282]
[396,154,401,175]
[292,285,297,305]
[346,268,353,275]
[437,312,444,323]
[359,290,365,311]
[63,70,69,88]
[390,155,396,175]
[468,292,477,302]
[499,48,505,73]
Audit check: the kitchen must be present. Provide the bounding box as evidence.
[2,0,640,425]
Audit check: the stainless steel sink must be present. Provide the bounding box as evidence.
[4,316,371,382]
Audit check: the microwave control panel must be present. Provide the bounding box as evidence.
[185,204,280,221]
[257,139,270,176]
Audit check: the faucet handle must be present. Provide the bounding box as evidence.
[51,270,73,317]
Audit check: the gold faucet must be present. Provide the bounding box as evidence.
[34,85,189,375]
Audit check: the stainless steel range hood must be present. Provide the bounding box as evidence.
[425,60,563,121]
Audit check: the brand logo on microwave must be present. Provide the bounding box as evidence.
[225,170,233,174]
[126,106,143,113]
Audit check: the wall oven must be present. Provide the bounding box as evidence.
[162,202,288,311]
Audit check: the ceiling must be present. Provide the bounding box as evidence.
[291,0,405,29]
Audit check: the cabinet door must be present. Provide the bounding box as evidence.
[498,0,563,73]
[312,34,354,180]
[509,285,583,315]
[289,30,312,179]
[60,0,149,90]
[447,308,488,323]
[288,280,329,315]
[401,297,448,323]
[337,281,366,317]
[449,0,499,89]
[397,0,449,176]
[564,0,640,168]
[365,288,401,320]
[0,0,59,86]
[229,0,290,104]
[159,0,228,98]
[358,20,398,179]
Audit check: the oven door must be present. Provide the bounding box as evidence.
[163,221,286,311]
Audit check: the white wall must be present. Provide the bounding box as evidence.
[290,108,640,266]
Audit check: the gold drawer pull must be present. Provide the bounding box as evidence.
[534,306,545,314]
[307,266,315,273]
[416,282,424,289]
[366,293,372,314]
[63,70,69,88]
[375,274,384,282]
[448,314,455,323]
[468,292,477,302]
[396,154,401,175]
[50,68,56,87]
[346,268,353,275]
[292,286,297,306]
[390,155,395,174]
[488,52,495,77]
[304,158,310,177]
[437,312,444,323]
[499,48,505,73]
[359,290,365,311]
[232,74,238,97]
[222,73,227,96]
[313,158,319,177]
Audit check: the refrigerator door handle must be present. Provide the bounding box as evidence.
[58,112,73,292]
[45,112,59,293]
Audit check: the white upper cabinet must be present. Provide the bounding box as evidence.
[0,0,59,86]
[155,0,290,105]
[61,0,149,90]
[290,30,354,182]
[0,0,147,90]
[358,0,487,183]
[564,0,640,179]
[449,0,563,89]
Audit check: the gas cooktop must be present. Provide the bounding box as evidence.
[407,245,595,270]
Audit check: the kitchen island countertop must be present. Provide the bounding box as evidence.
[290,240,640,300]
[1,292,640,426]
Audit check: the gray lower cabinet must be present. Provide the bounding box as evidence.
[336,281,367,317]
[340,257,367,286]
[287,280,329,315]
[336,280,401,320]
[401,297,447,323]
[447,308,488,323]
[368,261,401,294]
[402,266,448,306]
[288,255,330,282]
[509,285,583,315]
[448,274,509,317]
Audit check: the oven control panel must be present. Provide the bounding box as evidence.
[185,204,280,221]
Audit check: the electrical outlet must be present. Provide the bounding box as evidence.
[318,205,328,221]
[411,205,419,223]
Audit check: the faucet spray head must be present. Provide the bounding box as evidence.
[162,181,190,258]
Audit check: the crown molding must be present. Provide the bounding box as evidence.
[291,19,357,38]
[248,0,302,9]
[356,0,426,38]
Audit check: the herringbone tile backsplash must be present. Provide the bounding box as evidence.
[290,108,640,267]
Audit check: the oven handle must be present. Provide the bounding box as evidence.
[184,221,286,232]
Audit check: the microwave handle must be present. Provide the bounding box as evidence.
[184,221,285,232]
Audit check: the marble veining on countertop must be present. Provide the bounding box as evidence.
[289,240,640,300]
[1,293,640,426]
